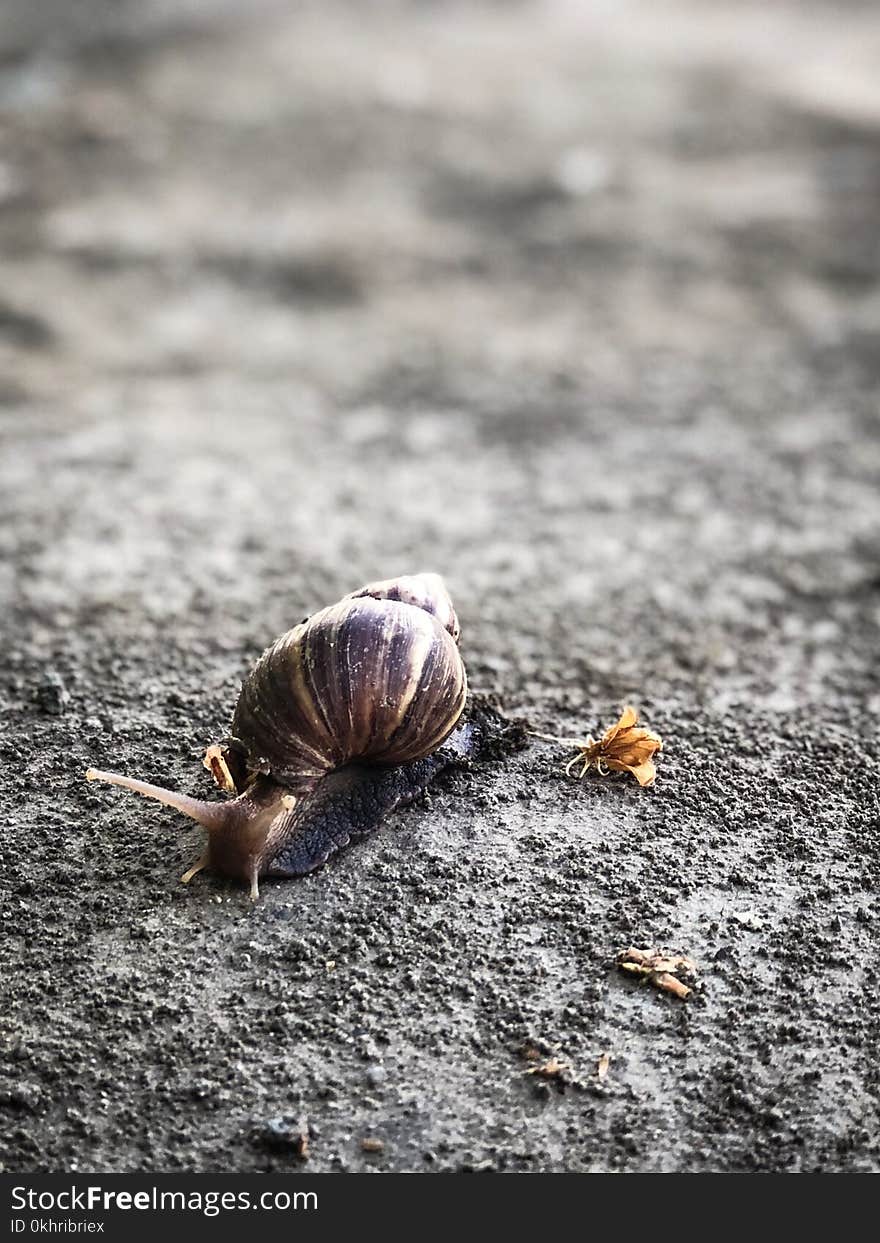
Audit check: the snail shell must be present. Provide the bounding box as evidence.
[227,573,466,788]
[86,574,474,898]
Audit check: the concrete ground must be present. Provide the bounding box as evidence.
[1,0,879,1172]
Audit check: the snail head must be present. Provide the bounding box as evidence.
[85,764,298,900]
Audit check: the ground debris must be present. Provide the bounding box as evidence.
[617,947,697,999]
[532,705,662,786]
[525,1055,570,1081]
[597,1052,612,1081]
[361,1137,385,1154]
[255,1116,310,1160]
[34,669,70,715]
[567,706,662,786]
[520,1041,586,1091]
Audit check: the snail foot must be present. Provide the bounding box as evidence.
[265,696,523,879]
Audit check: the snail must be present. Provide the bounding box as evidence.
[86,574,511,899]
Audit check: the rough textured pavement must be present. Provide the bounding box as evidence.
[1,0,880,1173]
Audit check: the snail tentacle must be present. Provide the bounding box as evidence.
[85,768,244,836]
[180,855,209,885]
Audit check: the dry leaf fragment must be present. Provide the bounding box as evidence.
[564,706,662,786]
[525,1056,570,1081]
[520,1039,560,1063]
[597,1052,612,1080]
[618,946,696,1000]
[650,954,696,976]
[618,948,654,970]
[520,1043,582,1089]
[652,972,692,1000]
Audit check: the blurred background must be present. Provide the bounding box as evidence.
[2,0,880,1173]
[3,0,879,677]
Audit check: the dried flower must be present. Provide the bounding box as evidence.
[564,705,662,786]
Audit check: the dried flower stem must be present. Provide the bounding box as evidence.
[527,730,592,747]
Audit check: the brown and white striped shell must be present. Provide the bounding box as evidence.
[220,573,467,791]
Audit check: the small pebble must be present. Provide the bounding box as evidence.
[0,1084,41,1112]
[257,1117,310,1159]
[34,670,70,715]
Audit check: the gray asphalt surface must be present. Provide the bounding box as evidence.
[1,0,879,1172]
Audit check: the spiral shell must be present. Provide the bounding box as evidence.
[345,572,460,642]
[227,574,467,788]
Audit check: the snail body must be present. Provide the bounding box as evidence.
[87,574,483,899]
